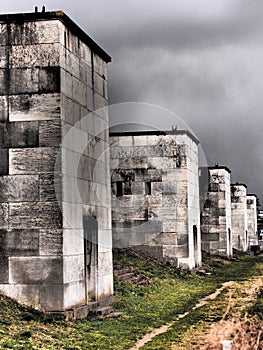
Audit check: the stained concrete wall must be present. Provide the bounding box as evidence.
[0,11,113,312]
[200,167,232,256]
[246,195,258,247]
[110,131,201,269]
[231,184,248,251]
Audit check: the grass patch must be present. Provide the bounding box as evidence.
[0,251,263,349]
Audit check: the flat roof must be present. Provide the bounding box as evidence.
[109,129,199,144]
[247,193,258,198]
[0,10,111,63]
[208,165,231,174]
[231,183,247,189]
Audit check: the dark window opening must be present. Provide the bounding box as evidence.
[123,182,132,195]
[193,225,198,245]
[116,181,123,196]
[145,182,151,195]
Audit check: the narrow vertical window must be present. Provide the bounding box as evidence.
[116,181,123,196]
[145,182,151,195]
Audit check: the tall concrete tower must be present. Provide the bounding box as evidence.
[246,194,258,247]
[0,10,113,314]
[200,166,232,257]
[110,130,202,269]
[231,183,248,251]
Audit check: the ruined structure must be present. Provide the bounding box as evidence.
[246,194,258,246]
[110,130,202,269]
[231,184,248,251]
[0,11,113,314]
[200,166,232,256]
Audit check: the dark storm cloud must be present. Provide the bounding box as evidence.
[1,0,262,202]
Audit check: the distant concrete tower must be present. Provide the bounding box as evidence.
[246,194,258,247]
[200,166,232,256]
[0,11,113,314]
[231,184,248,251]
[110,130,202,269]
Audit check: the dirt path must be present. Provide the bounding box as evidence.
[173,276,263,350]
[129,281,235,350]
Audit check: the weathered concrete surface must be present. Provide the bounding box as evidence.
[0,11,113,312]
[200,166,232,257]
[110,131,201,269]
[246,194,258,247]
[231,184,248,251]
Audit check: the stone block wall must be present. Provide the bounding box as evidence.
[246,194,258,247]
[231,184,248,251]
[110,131,201,269]
[0,11,113,312]
[200,166,232,256]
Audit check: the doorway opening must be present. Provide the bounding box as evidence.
[83,214,98,302]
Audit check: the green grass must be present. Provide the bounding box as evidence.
[0,251,263,349]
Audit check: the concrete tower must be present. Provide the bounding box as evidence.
[246,194,258,247]
[110,130,202,269]
[0,11,113,314]
[231,183,248,251]
[200,166,232,256]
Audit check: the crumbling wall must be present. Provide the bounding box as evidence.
[110,132,201,269]
[231,184,248,251]
[201,167,232,256]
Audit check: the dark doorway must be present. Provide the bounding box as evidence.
[228,228,232,255]
[83,214,98,302]
[193,225,198,266]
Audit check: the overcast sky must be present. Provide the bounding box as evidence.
[1,0,263,204]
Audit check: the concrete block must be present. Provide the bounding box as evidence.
[97,274,114,299]
[94,72,107,98]
[97,228,112,251]
[0,69,7,95]
[9,147,59,175]
[9,93,61,122]
[0,175,39,202]
[39,284,64,311]
[62,201,83,230]
[7,121,39,148]
[0,149,8,175]
[39,120,61,147]
[9,67,60,95]
[9,256,63,284]
[63,255,85,284]
[73,304,89,319]
[63,280,86,310]
[0,229,39,256]
[79,61,93,88]
[9,43,60,68]
[9,202,62,229]
[79,42,92,66]
[61,69,73,99]
[63,228,84,255]
[94,92,107,110]
[72,77,87,106]
[0,203,8,229]
[39,229,63,255]
[10,20,64,45]
[61,47,80,79]
[93,53,107,77]
[0,24,7,46]
[0,96,7,122]
[0,46,7,69]
[0,256,9,283]
[201,233,220,242]
[61,95,81,125]
[39,173,62,202]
